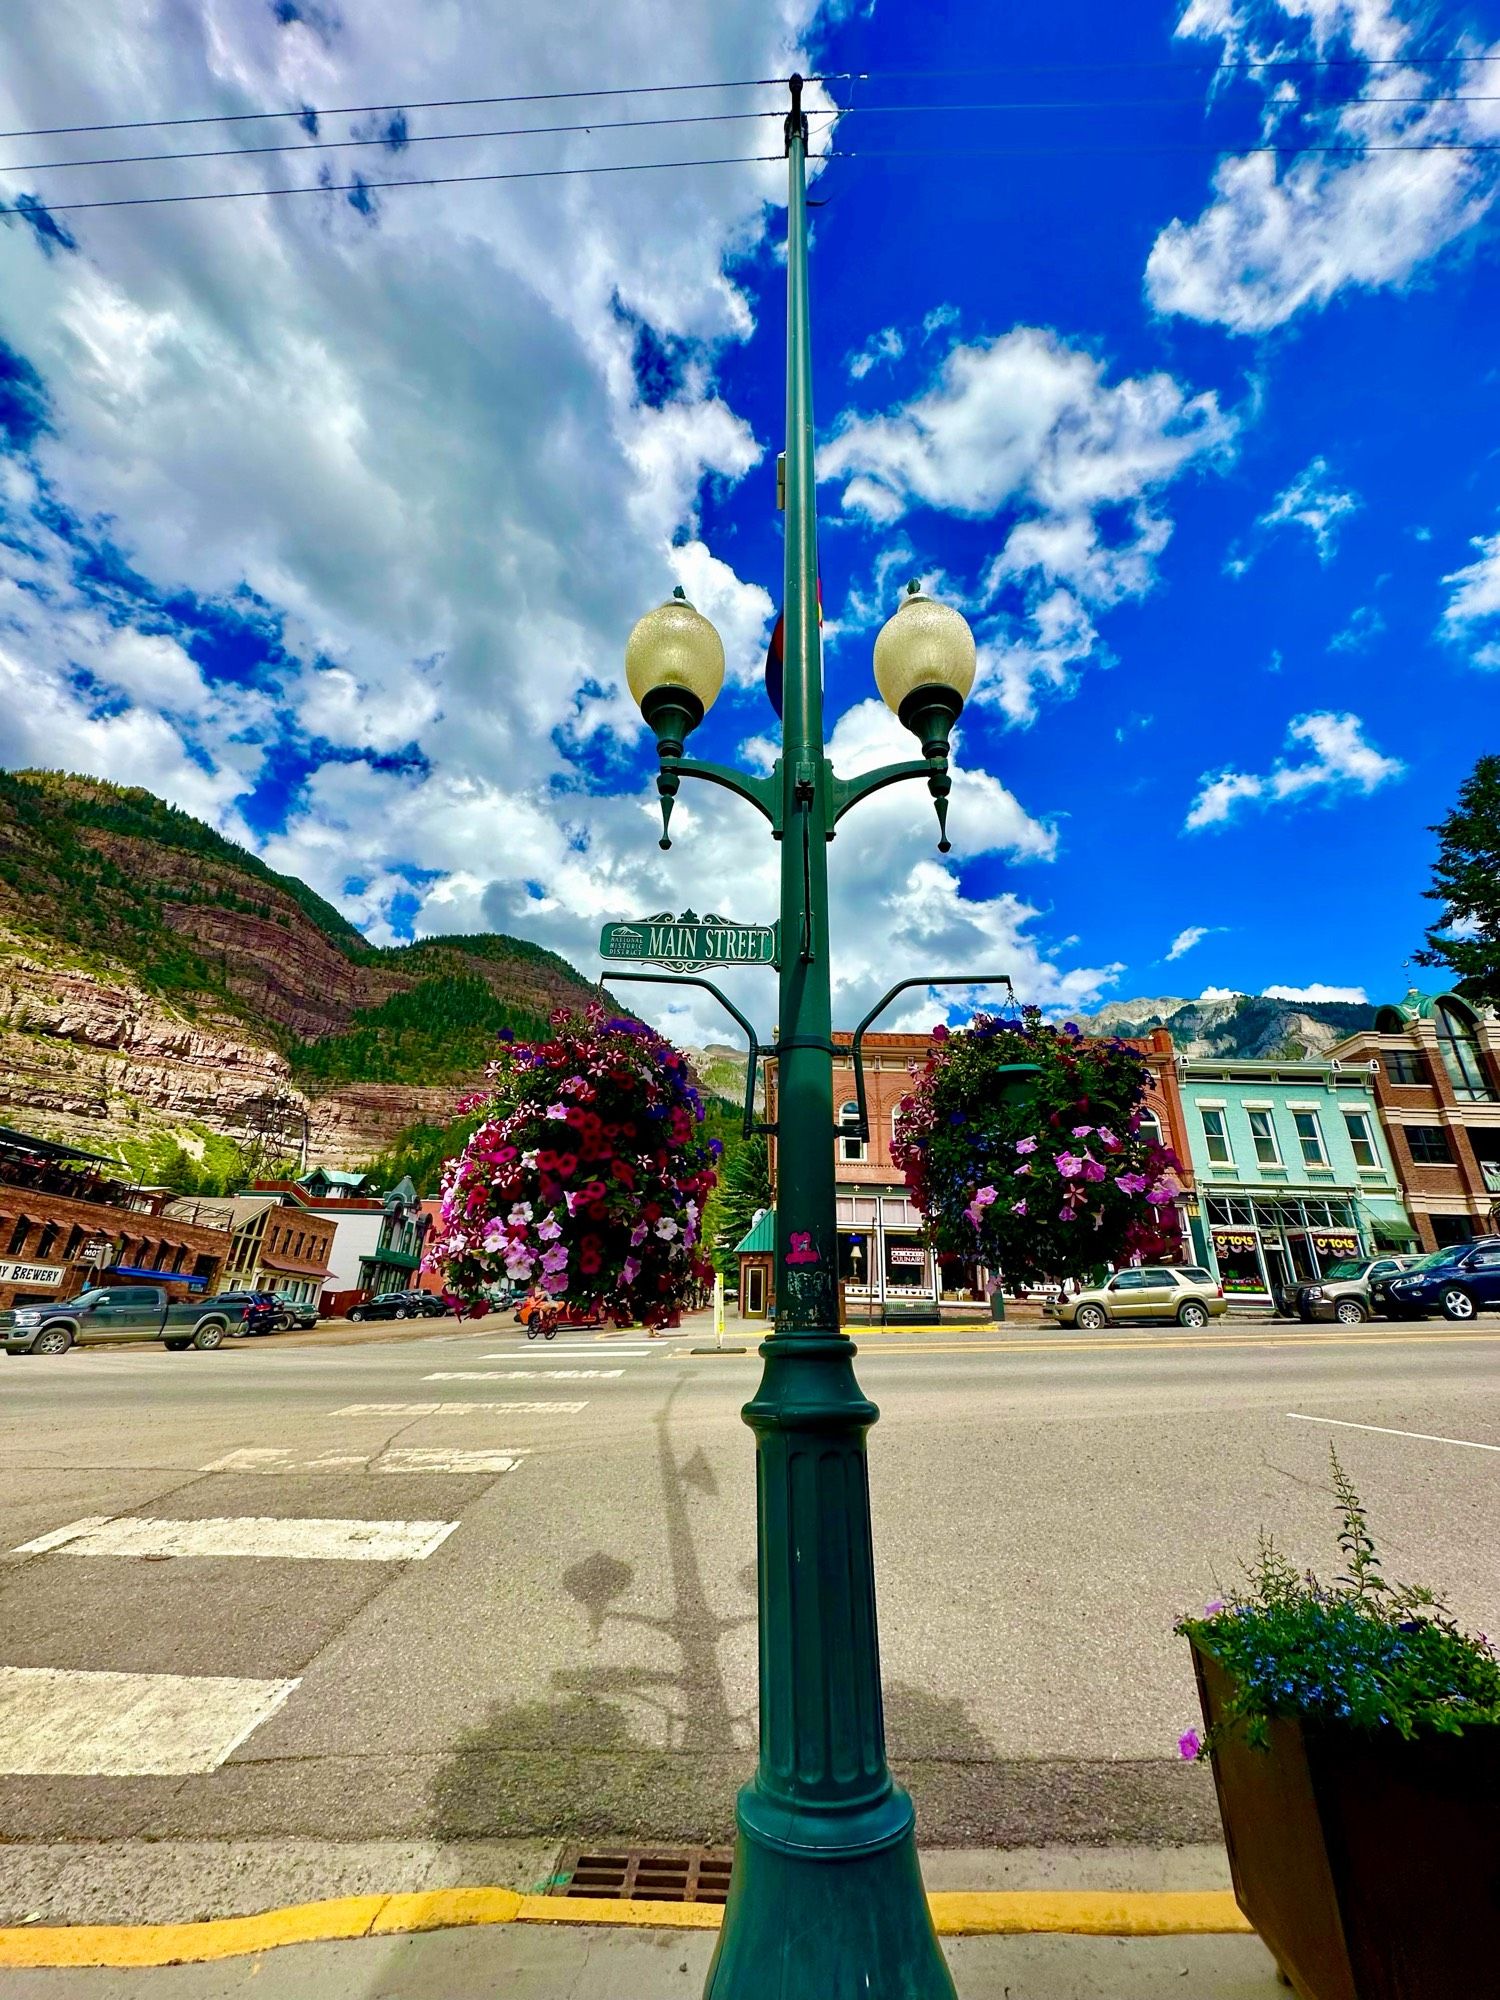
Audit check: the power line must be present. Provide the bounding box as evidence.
[8,150,809,216]
[0,74,847,143]
[8,96,1495,176]
[3,105,827,175]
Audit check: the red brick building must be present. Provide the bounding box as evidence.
[0,1126,229,1313]
[1331,990,1500,1248]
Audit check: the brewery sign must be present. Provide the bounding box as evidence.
[600,909,778,974]
[0,1260,64,1287]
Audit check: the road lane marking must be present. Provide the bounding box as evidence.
[0,1667,299,1777]
[425,1369,622,1381]
[491,1346,654,1357]
[198,1447,529,1474]
[1288,1413,1500,1453]
[333,1402,587,1415]
[15,1517,460,1562]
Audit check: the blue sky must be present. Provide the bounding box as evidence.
[1,0,1498,1040]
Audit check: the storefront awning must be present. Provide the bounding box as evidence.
[1361,1197,1420,1245]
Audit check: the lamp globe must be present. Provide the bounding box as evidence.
[625,586,725,753]
[873,581,977,757]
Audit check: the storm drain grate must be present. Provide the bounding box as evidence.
[553,1846,734,1904]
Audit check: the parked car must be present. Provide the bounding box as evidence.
[205,1288,285,1336]
[346,1289,449,1322]
[1049,1265,1228,1331]
[273,1299,320,1331]
[3,1284,234,1356]
[1293,1255,1428,1326]
[1371,1238,1500,1323]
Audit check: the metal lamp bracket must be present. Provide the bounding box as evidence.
[605,971,773,1140]
[847,973,1016,1142]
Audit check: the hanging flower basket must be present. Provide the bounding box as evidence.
[424,1005,719,1327]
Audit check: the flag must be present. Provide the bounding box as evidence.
[763,580,822,721]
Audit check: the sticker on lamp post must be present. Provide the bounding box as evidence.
[599,910,778,973]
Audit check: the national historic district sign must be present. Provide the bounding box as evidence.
[599,910,778,974]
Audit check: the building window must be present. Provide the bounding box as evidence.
[64,1225,84,1260]
[1406,1126,1454,1165]
[838,1101,867,1163]
[1435,1000,1495,1102]
[1385,1050,1427,1086]
[1200,1108,1232,1166]
[1293,1112,1328,1168]
[6,1215,29,1257]
[1431,1213,1474,1247]
[1247,1110,1282,1168]
[1343,1111,1379,1170]
[1138,1110,1163,1147]
[838,1233,870,1286]
[34,1221,59,1259]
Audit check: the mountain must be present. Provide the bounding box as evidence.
[1071,992,1378,1059]
[0,769,613,1169]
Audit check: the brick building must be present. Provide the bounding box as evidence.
[757,1025,1196,1318]
[0,1126,229,1313]
[1331,990,1500,1248]
[165,1192,337,1310]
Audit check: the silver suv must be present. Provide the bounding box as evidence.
[1050,1266,1228,1331]
[1294,1256,1425,1326]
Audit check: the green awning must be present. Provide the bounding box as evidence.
[733,1210,776,1255]
[1362,1197,1419,1246]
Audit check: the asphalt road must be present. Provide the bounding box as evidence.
[2,1316,1497,1863]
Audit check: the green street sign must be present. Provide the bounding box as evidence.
[600,909,778,973]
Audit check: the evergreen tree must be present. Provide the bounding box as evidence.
[1416,754,1500,999]
[713,1134,771,1265]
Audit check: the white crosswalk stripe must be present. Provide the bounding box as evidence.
[198,1446,529,1474]
[333,1401,586,1415]
[15,1516,458,1562]
[424,1369,621,1381]
[0,1666,299,1776]
[482,1348,653,1359]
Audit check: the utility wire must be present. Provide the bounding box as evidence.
[7,96,1494,176]
[9,150,815,215]
[0,75,848,142]
[2,53,1496,144]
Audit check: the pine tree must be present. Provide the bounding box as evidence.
[713,1134,771,1264]
[1416,754,1500,999]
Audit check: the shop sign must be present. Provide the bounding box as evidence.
[599,910,777,972]
[0,1260,64,1287]
[1311,1232,1360,1259]
[1212,1230,1259,1255]
[888,1245,927,1267]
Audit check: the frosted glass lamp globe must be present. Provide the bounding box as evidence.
[625,588,725,726]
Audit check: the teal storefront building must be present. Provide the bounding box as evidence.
[1177,1057,1416,1303]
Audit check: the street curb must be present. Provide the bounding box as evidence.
[0,1889,1253,1967]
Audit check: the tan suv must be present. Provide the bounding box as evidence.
[1050,1265,1228,1331]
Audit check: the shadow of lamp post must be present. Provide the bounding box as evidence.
[620,74,1011,2000]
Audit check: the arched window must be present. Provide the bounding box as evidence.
[1435,1000,1495,1102]
[1138,1110,1163,1148]
[839,1101,867,1162]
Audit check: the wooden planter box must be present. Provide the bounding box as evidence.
[1192,1641,1500,1999]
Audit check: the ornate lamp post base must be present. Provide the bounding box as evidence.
[707,1804,955,2000]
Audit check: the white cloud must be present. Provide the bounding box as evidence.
[846,325,904,380]
[1262,982,1369,1003]
[1439,527,1500,670]
[1185,711,1402,831]
[1166,924,1218,960]
[1258,457,1360,562]
[1147,4,1500,333]
[820,327,1235,722]
[1198,986,1245,1001]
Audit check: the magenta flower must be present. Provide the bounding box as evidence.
[540,1271,568,1295]
[1204,1599,1225,1617]
[1097,1128,1121,1151]
[1178,1729,1202,1762]
[545,1102,569,1121]
[537,1215,563,1242]
[540,1244,569,1274]
[1080,1158,1107,1183]
[1015,1136,1038,1155]
[1059,1204,1078,1222]
[1071,1125,1094,1138]
[622,1255,641,1287]
[1016,1161,1031,1176]
[630,1221,649,1248]
[931,1023,949,1042]
[1146,1188,1175,1207]
[1011,1198,1027,1216]
[974,1186,997,1208]
[1055,1151,1084,1178]
[1115,1171,1148,1195]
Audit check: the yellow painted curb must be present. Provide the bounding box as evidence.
[0,1887,1252,1968]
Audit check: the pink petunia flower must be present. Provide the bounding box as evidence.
[1178,1729,1201,1761]
[1055,1151,1084,1179]
[1015,1136,1038,1155]
[1011,1199,1027,1216]
[1115,1172,1148,1196]
[1071,1125,1094,1138]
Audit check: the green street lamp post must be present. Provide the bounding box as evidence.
[624,75,976,1999]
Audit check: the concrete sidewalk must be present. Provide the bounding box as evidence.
[0,1840,1284,1996]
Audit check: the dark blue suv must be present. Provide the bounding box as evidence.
[1375,1238,1500,1323]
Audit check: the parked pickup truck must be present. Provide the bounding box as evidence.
[3,1285,234,1357]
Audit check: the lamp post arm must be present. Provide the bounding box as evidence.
[828,757,941,830]
[659,755,782,832]
[849,972,1016,1142]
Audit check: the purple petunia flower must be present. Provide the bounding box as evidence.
[1011,1198,1027,1216]
[1071,1125,1094,1138]
[1178,1729,1201,1761]
[1115,1172,1148,1195]
[1015,1136,1038,1155]
[1055,1151,1084,1178]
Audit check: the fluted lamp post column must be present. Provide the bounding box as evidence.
[623,73,978,2000]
